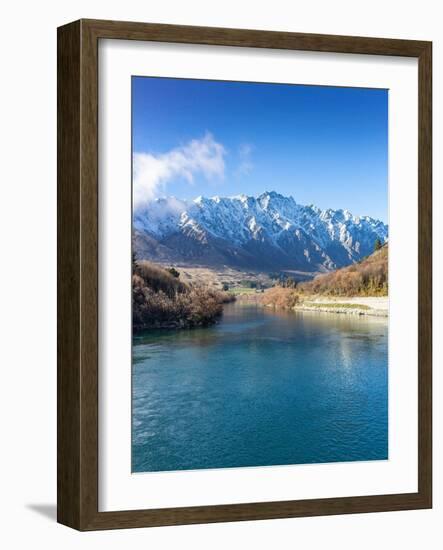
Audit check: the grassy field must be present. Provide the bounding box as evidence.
[158,265,274,292]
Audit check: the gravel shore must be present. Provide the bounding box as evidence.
[296,296,388,317]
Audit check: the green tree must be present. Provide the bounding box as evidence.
[374,238,382,252]
[240,280,257,288]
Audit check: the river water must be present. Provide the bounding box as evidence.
[132,303,388,472]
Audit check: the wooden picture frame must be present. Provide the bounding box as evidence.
[57,19,432,530]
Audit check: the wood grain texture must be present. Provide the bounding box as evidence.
[83,18,429,56]
[57,19,432,531]
[417,42,432,506]
[57,20,81,528]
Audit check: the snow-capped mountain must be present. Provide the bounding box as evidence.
[133,191,388,272]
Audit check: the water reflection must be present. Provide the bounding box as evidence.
[133,303,388,472]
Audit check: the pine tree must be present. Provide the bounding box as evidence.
[374,238,382,252]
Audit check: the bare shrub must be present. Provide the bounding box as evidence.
[132,260,232,331]
[134,260,186,297]
[260,287,300,309]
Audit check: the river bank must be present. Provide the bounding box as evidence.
[133,260,237,331]
[293,296,388,317]
[235,291,388,317]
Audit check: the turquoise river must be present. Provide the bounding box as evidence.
[132,303,388,472]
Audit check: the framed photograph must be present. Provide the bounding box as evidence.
[57,19,432,530]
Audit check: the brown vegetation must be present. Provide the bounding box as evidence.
[258,245,388,310]
[259,287,300,309]
[298,244,388,297]
[133,260,234,331]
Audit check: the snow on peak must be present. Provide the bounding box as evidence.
[134,191,388,269]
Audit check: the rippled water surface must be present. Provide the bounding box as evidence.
[132,304,388,472]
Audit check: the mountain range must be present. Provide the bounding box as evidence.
[133,191,388,273]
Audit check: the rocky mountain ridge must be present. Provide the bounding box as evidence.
[133,191,388,272]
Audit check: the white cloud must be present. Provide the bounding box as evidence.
[133,133,226,207]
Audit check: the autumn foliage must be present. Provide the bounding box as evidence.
[298,244,388,297]
[259,287,300,309]
[133,260,233,331]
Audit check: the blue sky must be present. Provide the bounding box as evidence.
[132,77,388,221]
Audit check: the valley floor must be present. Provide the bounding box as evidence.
[145,263,388,318]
